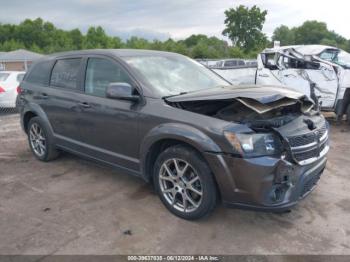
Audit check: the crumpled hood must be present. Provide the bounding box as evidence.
[166,85,306,103]
[165,85,314,114]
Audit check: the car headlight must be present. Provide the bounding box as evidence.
[224,132,282,157]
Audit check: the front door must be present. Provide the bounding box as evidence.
[77,57,140,172]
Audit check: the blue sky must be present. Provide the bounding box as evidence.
[0,0,348,41]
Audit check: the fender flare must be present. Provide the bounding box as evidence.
[139,123,221,180]
[22,103,54,135]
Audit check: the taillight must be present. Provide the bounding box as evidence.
[17,86,22,94]
[0,86,5,93]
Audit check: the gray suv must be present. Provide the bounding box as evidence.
[18,49,329,220]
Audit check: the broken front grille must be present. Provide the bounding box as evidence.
[294,142,327,162]
[287,122,329,165]
[288,124,327,148]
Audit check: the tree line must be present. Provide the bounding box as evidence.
[0,18,252,59]
[272,21,350,52]
[0,5,349,59]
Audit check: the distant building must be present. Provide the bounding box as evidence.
[0,49,43,71]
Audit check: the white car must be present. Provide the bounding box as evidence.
[255,45,350,122]
[0,71,26,109]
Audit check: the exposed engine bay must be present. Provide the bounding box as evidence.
[165,85,315,130]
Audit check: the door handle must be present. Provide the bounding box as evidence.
[39,93,49,99]
[78,102,91,108]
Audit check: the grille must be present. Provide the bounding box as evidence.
[288,133,315,147]
[317,125,327,140]
[294,142,326,162]
[300,172,322,197]
[287,121,328,164]
[288,123,327,148]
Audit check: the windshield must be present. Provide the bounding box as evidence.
[319,49,350,68]
[124,55,229,96]
[334,51,350,68]
[0,73,9,81]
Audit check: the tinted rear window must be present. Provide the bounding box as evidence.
[50,58,82,89]
[0,73,9,81]
[25,60,54,85]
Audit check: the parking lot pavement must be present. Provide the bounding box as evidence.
[0,113,350,255]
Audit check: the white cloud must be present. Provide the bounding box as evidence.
[0,0,349,41]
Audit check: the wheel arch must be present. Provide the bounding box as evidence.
[139,123,221,183]
[22,104,53,134]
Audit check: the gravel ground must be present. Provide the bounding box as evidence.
[0,113,349,255]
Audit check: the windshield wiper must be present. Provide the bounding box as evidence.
[162,92,188,99]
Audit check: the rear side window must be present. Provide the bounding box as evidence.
[85,58,132,97]
[0,73,9,81]
[26,60,54,85]
[51,58,82,89]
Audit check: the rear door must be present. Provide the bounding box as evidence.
[45,57,85,142]
[76,56,140,171]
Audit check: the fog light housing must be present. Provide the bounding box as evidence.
[270,185,288,203]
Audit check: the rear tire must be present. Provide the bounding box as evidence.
[27,117,60,161]
[346,104,350,125]
[153,145,217,220]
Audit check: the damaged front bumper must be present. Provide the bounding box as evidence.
[204,151,327,212]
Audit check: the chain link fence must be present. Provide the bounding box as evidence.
[0,95,20,116]
[0,107,18,116]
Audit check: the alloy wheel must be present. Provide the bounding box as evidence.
[29,123,46,157]
[159,158,203,213]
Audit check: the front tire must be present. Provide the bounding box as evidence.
[27,117,60,161]
[153,145,217,220]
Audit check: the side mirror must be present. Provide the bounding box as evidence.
[106,82,140,102]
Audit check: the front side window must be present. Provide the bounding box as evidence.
[319,50,337,61]
[335,51,350,68]
[124,55,228,96]
[51,58,82,89]
[85,58,132,97]
[319,49,350,69]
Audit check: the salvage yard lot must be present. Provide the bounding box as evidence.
[0,113,350,255]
